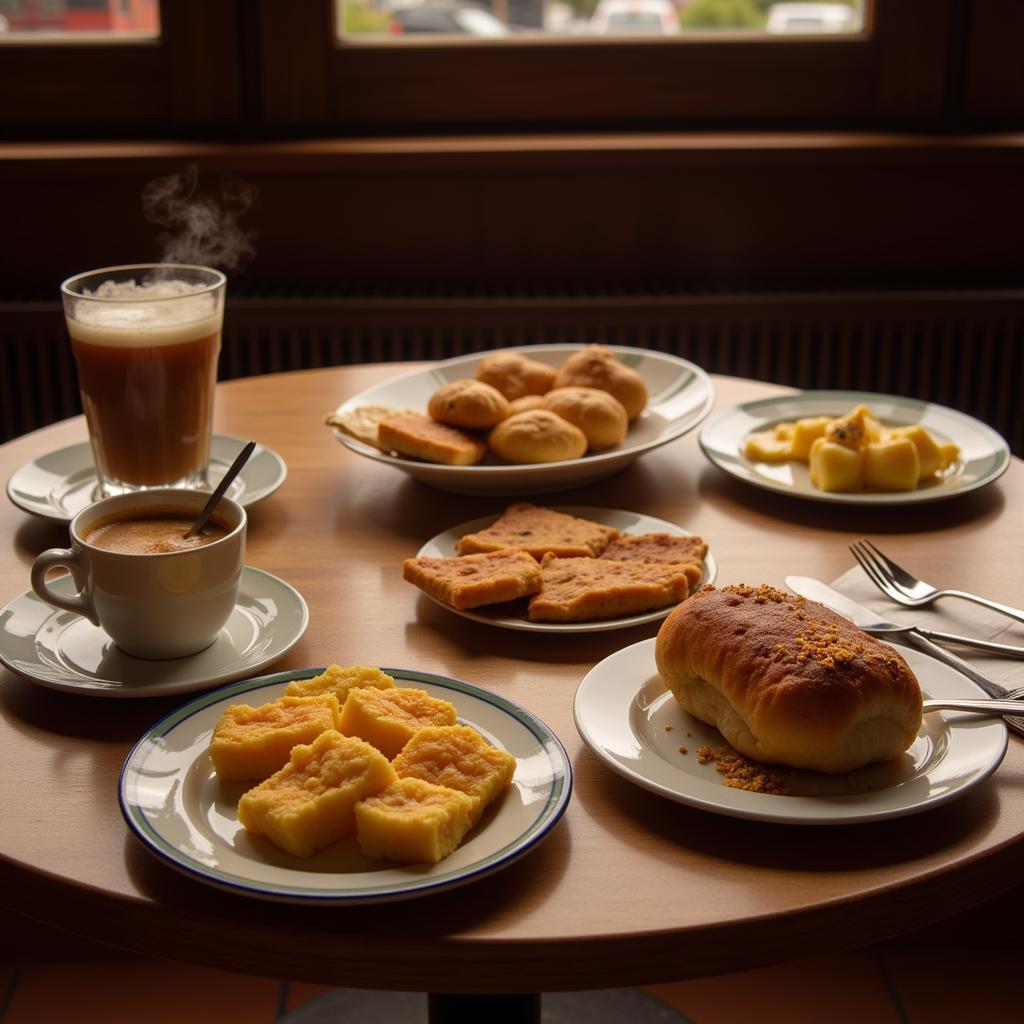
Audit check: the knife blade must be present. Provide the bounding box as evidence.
[784,576,1024,659]
[784,575,1014,707]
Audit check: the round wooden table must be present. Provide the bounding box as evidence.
[1,366,1022,1007]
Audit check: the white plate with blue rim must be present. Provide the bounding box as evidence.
[329,344,715,495]
[574,638,1007,825]
[698,390,1010,505]
[120,666,572,904]
[6,434,287,523]
[413,506,717,634]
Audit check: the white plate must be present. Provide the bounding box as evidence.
[0,566,308,698]
[330,345,715,495]
[699,390,1010,505]
[6,435,288,523]
[120,667,572,904]
[414,507,717,634]
[574,638,1008,825]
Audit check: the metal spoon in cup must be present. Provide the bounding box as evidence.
[185,441,256,539]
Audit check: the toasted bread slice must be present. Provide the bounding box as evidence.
[403,549,544,610]
[378,412,487,466]
[528,554,697,622]
[455,503,618,559]
[600,533,708,567]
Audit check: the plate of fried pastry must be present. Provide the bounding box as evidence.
[327,344,715,495]
[404,503,716,633]
[120,663,571,904]
[575,585,1008,825]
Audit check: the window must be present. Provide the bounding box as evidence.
[0,0,235,134]
[256,0,960,132]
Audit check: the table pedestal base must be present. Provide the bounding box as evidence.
[280,987,689,1023]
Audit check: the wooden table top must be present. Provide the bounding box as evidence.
[1,364,1022,993]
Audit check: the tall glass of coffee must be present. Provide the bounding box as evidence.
[60,263,226,496]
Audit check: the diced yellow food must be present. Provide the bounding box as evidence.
[938,441,960,469]
[887,425,957,481]
[824,406,881,450]
[392,725,516,827]
[743,431,793,463]
[285,664,395,703]
[237,730,396,858]
[773,422,796,442]
[355,777,475,864]
[862,438,920,491]
[208,694,341,781]
[788,416,832,460]
[809,437,864,493]
[339,687,459,759]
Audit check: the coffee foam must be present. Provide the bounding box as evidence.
[68,278,222,347]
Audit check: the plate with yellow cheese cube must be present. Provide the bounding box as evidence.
[699,390,1010,505]
[120,665,571,905]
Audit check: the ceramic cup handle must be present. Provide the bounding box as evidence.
[30,547,98,625]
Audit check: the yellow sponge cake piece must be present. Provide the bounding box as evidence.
[392,725,516,826]
[339,687,459,759]
[285,664,396,702]
[237,730,396,858]
[208,694,341,781]
[355,777,475,864]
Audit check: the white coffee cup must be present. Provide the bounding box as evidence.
[30,488,246,660]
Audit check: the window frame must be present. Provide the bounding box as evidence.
[256,0,958,133]
[0,0,241,135]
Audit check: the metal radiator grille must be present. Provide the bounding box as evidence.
[3,294,1022,455]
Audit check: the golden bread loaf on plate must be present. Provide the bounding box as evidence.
[654,584,923,774]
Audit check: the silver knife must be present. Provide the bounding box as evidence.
[784,576,1024,660]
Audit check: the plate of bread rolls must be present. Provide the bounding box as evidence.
[574,585,1007,824]
[326,344,715,495]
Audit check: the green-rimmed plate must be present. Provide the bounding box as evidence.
[120,667,571,904]
[329,344,715,495]
[699,390,1010,505]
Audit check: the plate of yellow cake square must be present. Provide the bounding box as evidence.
[403,504,717,633]
[120,664,571,904]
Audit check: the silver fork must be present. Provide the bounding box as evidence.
[850,539,1024,626]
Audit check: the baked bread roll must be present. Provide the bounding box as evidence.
[541,386,628,451]
[507,395,546,416]
[552,345,647,421]
[655,584,923,774]
[488,410,587,464]
[475,351,557,401]
[428,379,510,429]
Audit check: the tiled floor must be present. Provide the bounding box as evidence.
[0,945,1019,1023]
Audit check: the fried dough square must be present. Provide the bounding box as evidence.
[455,503,618,559]
[378,412,487,466]
[600,533,708,567]
[403,549,544,610]
[527,554,696,622]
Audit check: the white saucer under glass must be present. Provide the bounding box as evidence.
[6,435,287,523]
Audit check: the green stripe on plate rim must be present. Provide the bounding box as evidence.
[123,666,569,899]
